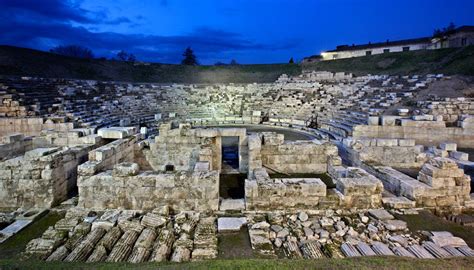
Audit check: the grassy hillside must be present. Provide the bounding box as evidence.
[303,46,474,76]
[0,45,301,83]
[0,45,473,83]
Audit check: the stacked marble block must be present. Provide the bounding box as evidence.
[0,133,33,160]
[369,157,471,212]
[342,137,427,168]
[0,146,92,210]
[77,161,219,212]
[330,167,384,209]
[418,98,474,123]
[259,132,340,174]
[416,157,471,209]
[245,168,327,211]
[429,142,469,162]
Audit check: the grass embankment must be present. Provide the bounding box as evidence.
[1,45,473,84]
[0,45,301,83]
[303,46,474,76]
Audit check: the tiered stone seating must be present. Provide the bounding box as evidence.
[0,73,444,136]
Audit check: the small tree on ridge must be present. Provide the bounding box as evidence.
[181,47,198,65]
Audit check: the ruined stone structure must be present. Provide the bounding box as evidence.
[0,145,93,209]
[0,71,473,263]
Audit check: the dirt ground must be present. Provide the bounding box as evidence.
[384,75,474,115]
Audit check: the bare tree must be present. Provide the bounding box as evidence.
[50,45,94,59]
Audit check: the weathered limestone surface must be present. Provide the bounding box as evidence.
[145,124,222,172]
[352,124,474,148]
[128,228,157,263]
[342,137,427,168]
[0,145,92,209]
[245,168,327,211]
[150,229,175,262]
[333,167,384,209]
[367,158,471,210]
[260,137,339,174]
[0,133,33,160]
[98,127,137,139]
[0,118,75,137]
[78,168,219,211]
[78,135,138,177]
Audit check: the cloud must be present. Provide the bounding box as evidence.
[0,0,297,63]
[0,0,132,25]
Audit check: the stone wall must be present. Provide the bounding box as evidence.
[77,135,138,176]
[246,164,384,211]
[418,98,474,123]
[245,168,327,211]
[77,162,219,212]
[145,124,248,173]
[329,166,384,209]
[352,123,474,148]
[341,138,428,168]
[145,124,218,172]
[31,129,103,147]
[0,133,33,160]
[0,118,75,137]
[0,146,92,210]
[366,157,471,212]
[259,133,339,174]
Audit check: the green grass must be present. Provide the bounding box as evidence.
[303,46,474,76]
[1,257,474,270]
[396,210,474,248]
[1,210,474,269]
[0,212,64,260]
[2,45,473,84]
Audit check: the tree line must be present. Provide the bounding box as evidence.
[49,45,296,65]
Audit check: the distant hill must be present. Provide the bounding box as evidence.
[0,45,473,83]
[0,45,301,84]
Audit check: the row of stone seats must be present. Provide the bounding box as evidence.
[0,73,442,132]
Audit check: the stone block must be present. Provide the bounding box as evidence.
[263,133,284,145]
[398,139,415,147]
[397,109,409,116]
[440,143,457,152]
[381,116,400,126]
[194,162,209,172]
[368,116,379,126]
[24,148,59,160]
[78,161,100,176]
[368,209,394,220]
[382,196,416,209]
[2,133,24,143]
[449,151,469,161]
[412,114,434,121]
[383,219,407,231]
[376,138,398,147]
[217,217,246,232]
[399,180,429,200]
[418,173,456,188]
[98,127,136,139]
[113,163,140,177]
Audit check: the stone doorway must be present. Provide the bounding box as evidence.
[221,136,239,172]
[219,174,246,199]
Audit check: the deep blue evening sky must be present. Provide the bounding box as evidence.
[0,0,473,64]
